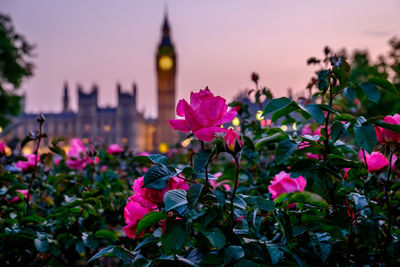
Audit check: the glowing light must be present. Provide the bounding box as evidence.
[280,125,288,131]
[22,147,32,155]
[292,122,297,131]
[256,110,264,121]
[0,127,3,133]
[122,137,128,144]
[232,117,240,126]
[104,125,110,132]
[159,142,168,153]
[82,138,89,144]
[84,124,91,131]
[5,146,11,156]
[181,138,191,147]
[158,56,173,71]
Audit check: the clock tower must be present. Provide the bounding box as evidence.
[156,13,178,147]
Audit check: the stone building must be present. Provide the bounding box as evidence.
[0,14,177,153]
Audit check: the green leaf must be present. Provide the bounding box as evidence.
[310,232,331,262]
[330,121,345,142]
[143,165,177,189]
[275,139,298,164]
[271,104,298,122]
[302,104,324,124]
[289,191,328,208]
[94,230,118,241]
[224,246,245,264]
[88,246,133,263]
[318,104,340,115]
[374,120,400,134]
[136,211,168,235]
[262,97,292,115]
[201,228,226,250]
[360,82,380,103]
[267,243,283,264]
[164,189,189,216]
[349,193,368,211]
[162,221,190,254]
[353,119,377,154]
[368,77,399,95]
[193,151,211,173]
[187,183,204,209]
[255,132,287,150]
[134,236,160,252]
[254,196,274,211]
[131,154,167,165]
[344,86,356,101]
[317,70,330,92]
[34,238,49,253]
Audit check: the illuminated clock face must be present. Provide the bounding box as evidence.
[158,56,173,71]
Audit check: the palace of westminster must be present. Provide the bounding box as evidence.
[1,14,179,152]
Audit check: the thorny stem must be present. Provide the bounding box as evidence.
[26,117,44,216]
[361,149,369,171]
[230,156,240,223]
[384,145,394,239]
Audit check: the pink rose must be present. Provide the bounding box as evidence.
[54,157,62,165]
[100,165,107,172]
[360,151,396,172]
[129,176,189,208]
[8,189,29,204]
[15,154,40,172]
[224,128,243,153]
[137,152,150,156]
[169,87,237,142]
[343,168,350,179]
[0,141,6,155]
[375,114,400,144]
[123,200,151,239]
[107,144,124,155]
[66,138,88,170]
[268,171,306,200]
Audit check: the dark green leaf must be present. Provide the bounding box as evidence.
[34,238,49,253]
[132,154,168,165]
[164,189,189,216]
[330,121,345,142]
[254,196,274,211]
[360,82,380,103]
[302,104,324,124]
[193,151,211,173]
[289,191,328,208]
[275,139,298,164]
[143,165,176,190]
[187,183,203,209]
[344,87,356,101]
[94,230,118,241]
[201,228,226,250]
[162,221,190,254]
[136,211,168,235]
[224,246,245,264]
[263,97,292,115]
[368,77,399,95]
[353,120,377,154]
[310,232,331,262]
[267,243,283,264]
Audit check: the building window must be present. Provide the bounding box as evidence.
[84,124,91,131]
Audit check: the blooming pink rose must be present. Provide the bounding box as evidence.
[343,168,350,179]
[8,189,29,204]
[359,150,396,172]
[375,114,400,144]
[169,87,237,142]
[123,200,151,239]
[129,176,189,208]
[66,138,88,170]
[268,171,306,200]
[137,152,150,156]
[0,141,6,155]
[54,157,62,165]
[100,165,107,172]
[306,153,322,160]
[224,128,243,153]
[15,154,40,172]
[86,156,100,165]
[107,144,124,155]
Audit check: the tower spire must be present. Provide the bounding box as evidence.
[63,81,69,112]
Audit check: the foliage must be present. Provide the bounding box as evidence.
[0,13,35,127]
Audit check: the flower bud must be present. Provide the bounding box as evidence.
[224,128,243,154]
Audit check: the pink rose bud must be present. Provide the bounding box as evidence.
[268,171,306,200]
[224,128,243,153]
[107,144,124,155]
[375,114,400,144]
[15,154,40,172]
[362,151,389,172]
[169,87,237,142]
[251,72,259,84]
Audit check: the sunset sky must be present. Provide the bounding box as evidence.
[2,0,399,117]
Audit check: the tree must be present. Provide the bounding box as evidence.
[0,13,34,127]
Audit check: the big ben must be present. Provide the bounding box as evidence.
[156,13,178,147]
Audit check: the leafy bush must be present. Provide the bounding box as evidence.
[1,54,400,266]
